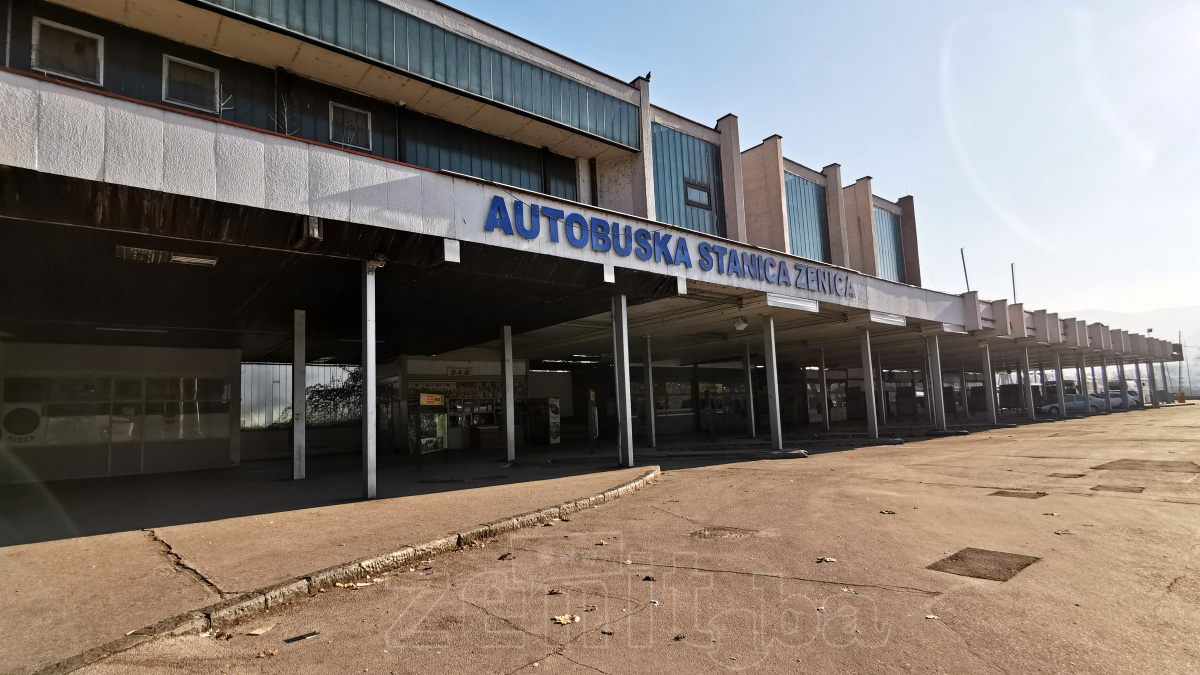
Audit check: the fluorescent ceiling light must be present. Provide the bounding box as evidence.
[169,254,218,267]
[869,311,907,326]
[95,326,168,334]
[765,294,819,313]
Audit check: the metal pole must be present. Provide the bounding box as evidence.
[742,343,756,438]
[861,328,879,439]
[1021,346,1036,421]
[762,314,783,450]
[612,295,634,467]
[292,309,306,480]
[960,247,970,291]
[819,347,831,432]
[981,342,998,424]
[876,352,887,426]
[1077,353,1090,415]
[501,325,515,462]
[1118,357,1131,410]
[361,261,378,499]
[1147,359,1158,408]
[1054,351,1066,419]
[1100,356,1113,413]
[925,334,946,431]
[959,361,970,419]
[643,335,656,449]
[1133,359,1144,408]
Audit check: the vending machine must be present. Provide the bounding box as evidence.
[528,397,561,445]
[408,392,448,454]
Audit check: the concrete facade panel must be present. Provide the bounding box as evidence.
[307,146,351,220]
[161,115,217,200]
[214,125,266,208]
[38,87,106,182]
[0,77,40,170]
[263,136,311,215]
[103,103,165,192]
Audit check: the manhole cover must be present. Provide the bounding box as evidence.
[1091,485,1145,493]
[1048,473,1086,478]
[690,526,756,540]
[1092,459,1200,473]
[928,547,1041,582]
[989,490,1048,499]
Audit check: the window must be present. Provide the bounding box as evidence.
[32,18,103,85]
[330,102,373,150]
[684,183,711,210]
[162,55,219,113]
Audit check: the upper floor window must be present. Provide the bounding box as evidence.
[32,18,103,86]
[684,183,712,210]
[329,103,372,151]
[162,55,220,113]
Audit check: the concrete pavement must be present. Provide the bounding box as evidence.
[75,405,1200,674]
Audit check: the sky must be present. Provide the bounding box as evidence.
[445,0,1200,324]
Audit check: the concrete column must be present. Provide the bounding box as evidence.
[843,177,879,276]
[762,314,783,450]
[643,335,656,448]
[362,261,378,499]
[1054,351,1066,419]
[633,76,655,219]
[822,163,851,268]
[501,325,516,462]
[741,135,788,251]
[612,294,634,467]
[981,342,998,424]
[925,335,947,431]
[716,114,748,243]
[860,328,879,439]
[1020,347,1036,421]
[292,310,306,480]
[897,195,922,286]
[877,353,887,426]
[1133,360,1144,407]
[922,356,933,422]
[1076,353,1091,415]
[819,347,831,431]
[1160,361,1170,397]
[1100,356,1113,412]
[1147,360,1159,408]
[1118,357,1131,410]
[959,362,971,419]
[743,343,757,438]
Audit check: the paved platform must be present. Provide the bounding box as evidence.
[74,405,1200,674]
[0,457,653,675]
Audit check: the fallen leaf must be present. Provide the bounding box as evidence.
[595,541,608,546]
[584,605,597,612]
[643,575,656,582]
[925,615,939,620]
[817,606,825,612]
[215,631,232,641]
[560,517,571,522]
[246,622,277,636]
[649,600,660,606]
[815,557,838,563]
[547,588,564,596]
[1043,513,1060,517]
[674,634,685,641]
[601,630,614,636]
[498,552,515,561]
[879,510,896,515]
[257,649,279,658]
[621,560,631,565]
[552,614,580,625]
[1054,530,1072,535]
[542,522,554,527]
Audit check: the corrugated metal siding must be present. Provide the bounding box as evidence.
[783,172,830,262]
[401,110,576,200]
[651,123,725,236]
[873,206,906,283]
[200,0,640,149]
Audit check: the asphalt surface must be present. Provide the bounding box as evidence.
[78,406,1200,674]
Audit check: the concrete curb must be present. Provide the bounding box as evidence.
[32,466,662,675]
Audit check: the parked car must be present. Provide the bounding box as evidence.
[1038,394,1098,415]
[1093,390,1143,410]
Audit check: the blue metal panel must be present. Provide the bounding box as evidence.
[198,0,640,149]
[783,172,830,262]
[651,123,725,236]
[873,206,906,282]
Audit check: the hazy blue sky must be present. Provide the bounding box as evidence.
[446,0,1198,318]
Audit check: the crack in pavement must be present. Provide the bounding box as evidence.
[142,529,225,598]
[508,545,941,597]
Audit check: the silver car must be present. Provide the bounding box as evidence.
[1038,394,1098,415]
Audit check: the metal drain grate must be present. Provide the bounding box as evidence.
[1091,485,1145,493]
[1092,459,1200,473]
[928,547,1041,582]
[1048,473,1086,478]
[690,526,756,539]
[989,490,1048,499]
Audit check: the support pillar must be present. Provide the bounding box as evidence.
[923,355,934,422]
[292,310,306,480]
[1021,346,1036,421]
[959,362,970,419]
[362,261,378,499]
[1161,361,1171,398]
[819,347,831,432]
[1147,360,1158,408]
[1077,353,1090,415]
[1054,351,1066,419]
[925,335,947,431]
[1100,356,1113,412]
[743,343,757,438]
[860,328,879,439]
[910,368,919,421]
[501,325,516,462]
[877,353,887,426]
[1133,360,1144,408]
[1118,357,1131,410]
[762,314,783,450]
[643,335,656,448]
[612,295,634,467]
[981,343,998,425]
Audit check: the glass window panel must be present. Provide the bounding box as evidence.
[111,403,142,443]
[164,57,218,112]
[198,379,230,401]
[49,378,111,402]
[34,21,102,85]
[3,377,49,401]
[330,103,372,150]
[145,379,169,401]
[44,402,110,445]
[114,379,143,401]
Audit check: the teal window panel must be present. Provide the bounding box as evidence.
[783,172,830,262]
[198,0,638,149]
[873,206,906,283]
[651,122,725,236]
